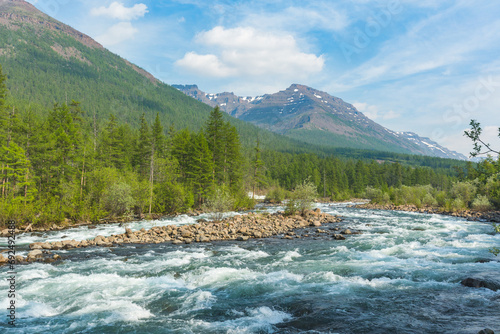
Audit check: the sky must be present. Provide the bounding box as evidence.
[26,0,500,157]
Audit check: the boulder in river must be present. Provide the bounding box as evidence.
[0,254,8,264]
[461,277,500,291]
[478,329,495,334]
[27,249,43,260]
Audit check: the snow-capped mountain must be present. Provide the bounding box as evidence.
[173,84,466,160]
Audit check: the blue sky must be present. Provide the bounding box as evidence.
[27,0,500,156]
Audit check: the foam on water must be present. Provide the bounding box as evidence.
[184,267,259,288]
[2,204,499,333]
[190,306,292,334]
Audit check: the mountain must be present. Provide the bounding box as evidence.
[173,84,467,160]
[0,0,313,151]
[0,0,466,162]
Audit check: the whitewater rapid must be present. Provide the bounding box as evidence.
[1,203,499,333]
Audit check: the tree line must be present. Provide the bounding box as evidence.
[0,63,473,227]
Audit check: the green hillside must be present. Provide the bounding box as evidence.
[0,2,311,152]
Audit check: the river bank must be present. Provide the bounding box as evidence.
[1,208,349,265]
[353,202,500,223]
[2,203,498,333]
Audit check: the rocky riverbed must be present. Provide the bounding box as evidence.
[354,202,500,223]
[1,208,348,265]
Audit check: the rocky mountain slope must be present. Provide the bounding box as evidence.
[0,0,309,151]
[174,84,466,160]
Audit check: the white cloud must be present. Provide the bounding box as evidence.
[91,2,148,21]
[242,5,349,33]
[353,102,400,120]
[176,52,235,77]
[95,22,138,46]
[176,26,324,79]
[334,2,500,91]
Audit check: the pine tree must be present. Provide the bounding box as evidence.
[0,142,35,203]
[0,64,8,146]
[187,131,213,205]
[134,113,151,177]
[152,112,165,157]
[205,106,225,183]
[252,138,266,198]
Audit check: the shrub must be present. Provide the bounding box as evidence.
[203,186,234,221]
[233,187,256,210]
[471,195,492,211]
[364,186,391,204]
[436,191,447,208]
[265,186,287,203]
[156,182,194,214]
[451,181,477,206]
[451,198,466,212]
[422,193,438,207]
[102,182,134,217]
[285,178,318,215]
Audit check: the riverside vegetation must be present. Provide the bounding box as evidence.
[0,62,498,234]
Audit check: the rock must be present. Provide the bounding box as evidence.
[0,254,8,264]
[310,221,322,227]
[125,228,133,237]
[15,255,24,263]
[53,254,61,260]
[94,235,105,243]
[181,230,193,238]
[461,277,500,291]
[51,241,63,250]
[172,240,183,245]
[237,236,249,241]
[343,229,352,235]
[29,242,44,250]
[127,237,140,243]
[478,329,495,334]
[200,236,211,242]
[41,242,53,250]
[333,234,346,240]
[253,231,262,238]
[27,249,43,259]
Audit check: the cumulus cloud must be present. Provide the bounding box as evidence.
[176,26,324,79]
[91,2,148,21]
[95,22,138,46]
[353,102,400,120]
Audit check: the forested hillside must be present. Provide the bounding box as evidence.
[0,62,469,226]
[0,0,315,152]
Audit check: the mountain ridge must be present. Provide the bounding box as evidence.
[173,84,467,160]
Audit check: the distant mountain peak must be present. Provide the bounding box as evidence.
[175,83,467,160]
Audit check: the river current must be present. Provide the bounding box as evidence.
[1,203,499,333]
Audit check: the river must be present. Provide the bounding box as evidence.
[1,203,499,333]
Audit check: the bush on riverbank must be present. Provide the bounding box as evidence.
[364,177,499,213]
[285,178,318,215]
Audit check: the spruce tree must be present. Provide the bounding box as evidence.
[134,113,151,178]
[187,131,213,205]
[205,106,225,183]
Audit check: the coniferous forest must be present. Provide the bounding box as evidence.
[0,62,498,228]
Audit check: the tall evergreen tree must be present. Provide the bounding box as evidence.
[205,106,225,183]
[187,131,213,205]
[252,138,266,198]
[0,64,8,146]
[134,113,151,177]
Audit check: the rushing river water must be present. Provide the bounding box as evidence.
[1,203,499,333]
